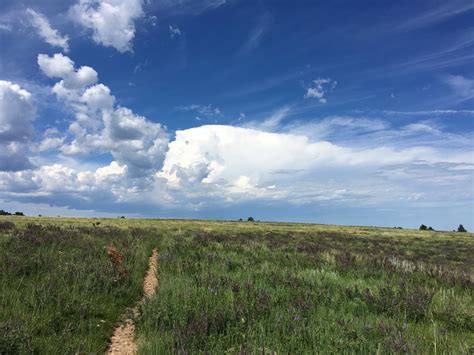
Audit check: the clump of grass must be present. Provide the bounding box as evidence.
[0,221,15,230]
[362,283,435,321]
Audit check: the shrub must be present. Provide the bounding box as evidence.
[247,217,255,222]
[419,224,428,230]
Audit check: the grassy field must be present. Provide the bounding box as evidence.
[1,216,473,353]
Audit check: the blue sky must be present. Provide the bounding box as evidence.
[0,0,473,230]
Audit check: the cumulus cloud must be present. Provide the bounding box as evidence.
[0,81,36,171]
[38,53,168,179]
[158,124,471,207]
[27,9,70,52]
[36,128,65,153]
[304,78,337,103]
[0,161,128,202]
[1,54,470,219]
[69,0,143,52]
[169,25,181,38]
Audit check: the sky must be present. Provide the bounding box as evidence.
[0,0,473,230]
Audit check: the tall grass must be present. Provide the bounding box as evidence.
[1,217,472,353]
[136,227,473,353]
[0,221,160,353]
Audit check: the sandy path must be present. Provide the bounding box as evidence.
[106,249,158,355]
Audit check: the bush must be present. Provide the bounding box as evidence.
[419,224,428,231]
[247,217,255,222]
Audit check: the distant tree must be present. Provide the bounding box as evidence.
[419,224,428,231]
[120,216,125,219]
[238,218,243,222]
[0,209,12,216]
[457,224,467,233]
[247,217,255,222]
[428,226,434,231]
[14,211,24,216]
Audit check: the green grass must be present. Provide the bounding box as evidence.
[135,223,474,354]
[0,216,473,353]
[0,218,160,353]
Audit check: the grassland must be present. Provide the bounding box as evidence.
[1,216,473,354]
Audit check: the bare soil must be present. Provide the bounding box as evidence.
[106,249,158,354]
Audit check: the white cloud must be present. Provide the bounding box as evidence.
[35,128,65,153]
[304,78,337,103]
[0,81,36,171]
[169,25,181,38]
[27,9,70,52]
[444,75,474,99]
[153,0,226,17]
[82,84,115,110]
[241,12,272,53]
[69,0,143,53]
[242,106,290,131]
[158,124,471,203]
[38,53,76,79]
[38,53,169,179]
[177,104,222,117]
[0,23,11,32]
[284,116,389,141]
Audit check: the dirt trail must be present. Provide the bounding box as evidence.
[106,249,158,355]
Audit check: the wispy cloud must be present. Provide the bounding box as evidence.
[176,104,222,117]
[394,0,474,31]
[443,75,474,100]
[389,30,474,75]
[382,109,474,116]
[0,23,11,31]
[241,12,272,53]
[242,106,291,132]
[151,0,226,17]
[169,25,181,38]
[27,9,69,52]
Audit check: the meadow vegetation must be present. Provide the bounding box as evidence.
[0,218,160,353]
[0,216,473,353]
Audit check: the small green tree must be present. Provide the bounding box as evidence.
[247,217,255,222]
[419,224,428,231]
